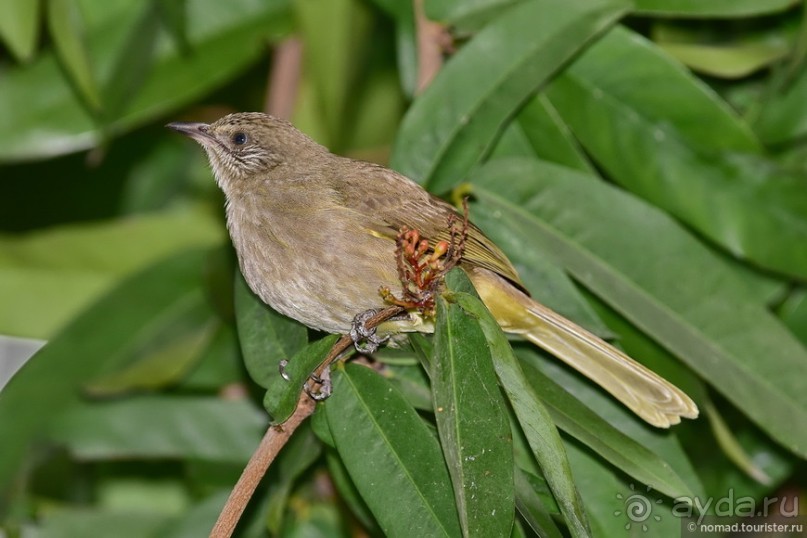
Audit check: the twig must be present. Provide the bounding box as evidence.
[264,37,303,119]
[209,305,405,538]
[414,0,447,93]
[209,391,316,538]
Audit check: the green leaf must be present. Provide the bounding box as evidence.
[432,270,514,537]
[310,404,336,448]
[341,70,406,153]
[179,324,243,391]
[780,289,807,347]
[0,208,223,339]
[755,65,807,145]
[470,157,807,458]
[702,398,773,486]
[36,509,171,538]
[0,248,209,487]
[786,3,807,87]
[547,27,807,280]
[85,309,217,396]
[651,21,791,79]
[408,332,434,370]
[368,0,417,96]
[294,0,374,150]
[0,0,292,162]
[158,490,230,538]
[101,1,161,120]
[634,0,799,17]
[0,0,41,62]
[449,279,591,537]
[325,449,380,533]
[514,468,564,538]
[280,500,347,537]
[384,362,433,411]
[47,396,266,462]
[47,0,103,111]
[425,0,522,32]
[156,0,190,54]
[690,410,796,500]
[263,335,339,423]
[234,271,307,389]
[661,42,787,79]
[390,0,628,192]
[491,93,593,173]
[325,363,462,537]
[548,26,761,154]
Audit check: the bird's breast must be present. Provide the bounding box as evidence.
[226,200,401,334]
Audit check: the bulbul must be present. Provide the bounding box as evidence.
[168,112,698,428]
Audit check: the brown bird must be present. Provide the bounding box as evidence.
[168,112,698,428]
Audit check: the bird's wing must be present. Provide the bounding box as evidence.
[335,160,527,291]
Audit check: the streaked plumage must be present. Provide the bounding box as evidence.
[168,112,698,428]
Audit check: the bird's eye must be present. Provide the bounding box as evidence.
[232,132,247,145]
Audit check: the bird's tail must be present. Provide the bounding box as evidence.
[469,267,698,428]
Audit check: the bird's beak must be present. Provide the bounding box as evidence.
[166,122,214,144]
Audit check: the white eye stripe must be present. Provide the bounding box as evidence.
[226,147,275,176]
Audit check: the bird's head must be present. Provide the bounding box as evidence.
[167,112,326,193]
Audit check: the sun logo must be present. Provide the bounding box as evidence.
[614,483,663,532]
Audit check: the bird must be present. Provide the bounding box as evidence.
[168,112,698,428]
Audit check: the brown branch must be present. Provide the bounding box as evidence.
[209,390,316,538]
[414,0,447,94]
[264,37,303,119]
[209,305,405,538]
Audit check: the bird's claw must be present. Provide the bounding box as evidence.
[282,357,332,401]
[350,309,389,354]
[304,367,332,401]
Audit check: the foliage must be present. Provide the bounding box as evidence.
[1,0,806,536]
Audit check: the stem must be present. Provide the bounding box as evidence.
[264,37,303,119]
[209,305,405,538]
[414,0,446,93]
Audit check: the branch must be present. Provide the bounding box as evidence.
[209,305,405,538]
[264,37,303,119]
[414,0,449,93]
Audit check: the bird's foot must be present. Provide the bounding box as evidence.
[304,367,332,401]
[281,358,333,401]
[350,308,389,354]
